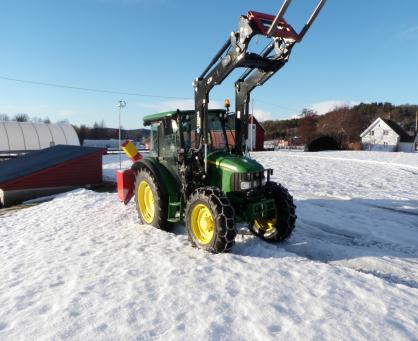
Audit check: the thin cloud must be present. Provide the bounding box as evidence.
[58,110,75,117]
[252,108,272,122]
[309,100,349,115]
[398,25,418,38]
[286,100,359,119]
[309,100,357,115]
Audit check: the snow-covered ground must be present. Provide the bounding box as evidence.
[1,151,417,340]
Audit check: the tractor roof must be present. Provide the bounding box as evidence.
[143,109,226,125]
[143,111,176,124]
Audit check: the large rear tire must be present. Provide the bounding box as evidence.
[134,168,171,231]
[249,182,296,242]
[185,187,236,253]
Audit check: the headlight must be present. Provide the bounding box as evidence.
[240,181,251,190]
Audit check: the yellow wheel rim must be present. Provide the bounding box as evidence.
[190,204,214,245]
[137,181,155,224]
[254,218,277,234]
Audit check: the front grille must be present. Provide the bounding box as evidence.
[230,171,265,191]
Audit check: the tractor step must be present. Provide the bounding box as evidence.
[168,201,181,222]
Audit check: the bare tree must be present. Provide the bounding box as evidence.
[14,113,29,122]
[0,114,9,121]
[298,109,318,145]
[30,116,43,123]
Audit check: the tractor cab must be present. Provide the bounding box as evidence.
[144,109,233,156]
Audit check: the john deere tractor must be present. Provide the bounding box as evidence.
[118,1,326,253]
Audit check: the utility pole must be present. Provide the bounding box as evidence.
[251,98,254,152]
[416,111,418,152]
[116,100,126,170]
[415,111,417,134]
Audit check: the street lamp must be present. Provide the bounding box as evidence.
[116,100,126,170]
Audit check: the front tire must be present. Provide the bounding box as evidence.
[185,187,236,253]
[250,182,296,242]
[134,168,171,231]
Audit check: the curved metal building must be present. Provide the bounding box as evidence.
[0,122,79,153]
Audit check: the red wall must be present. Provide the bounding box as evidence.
[255,124,265,151]
[1,152,103,190]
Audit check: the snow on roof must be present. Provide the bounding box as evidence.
[0,121,80,153]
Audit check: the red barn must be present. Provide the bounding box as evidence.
[223,115,265,151]
[247,115,265,151]
[0,145,105,207]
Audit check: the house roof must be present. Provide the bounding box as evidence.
[382,119,415,142]
[0,145,105,185]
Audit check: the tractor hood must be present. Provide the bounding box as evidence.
[207,151,264,173]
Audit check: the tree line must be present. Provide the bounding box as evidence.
[0,113,52,124]
[0,113,149,144]
[262,102,418,149]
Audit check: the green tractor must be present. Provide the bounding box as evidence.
[118,1,326,253]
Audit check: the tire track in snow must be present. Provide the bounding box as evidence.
[297,219,418,257]
[284,219,418,290]
[355,269,418,290]
[368,204,418,217]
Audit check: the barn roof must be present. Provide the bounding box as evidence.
[0,145,104,185]
[248,115,266,132]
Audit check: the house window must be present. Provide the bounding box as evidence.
[370,130,374,136]
[383,130,389,135]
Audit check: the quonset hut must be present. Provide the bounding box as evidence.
[0,121,79,154]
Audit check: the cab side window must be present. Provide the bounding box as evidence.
[158,118,178,159]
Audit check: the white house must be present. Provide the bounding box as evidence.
[360,117,418,152]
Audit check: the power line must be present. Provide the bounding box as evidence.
[0,74,303,114]
[0,75,190,100]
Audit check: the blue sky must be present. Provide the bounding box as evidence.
[0,0,417,128]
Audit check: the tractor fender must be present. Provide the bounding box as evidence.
[131,159,180,199]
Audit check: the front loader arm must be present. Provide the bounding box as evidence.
[194,0,326,164]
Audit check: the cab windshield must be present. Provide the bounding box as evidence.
[181,111,235,152]
[207,111,229,151]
